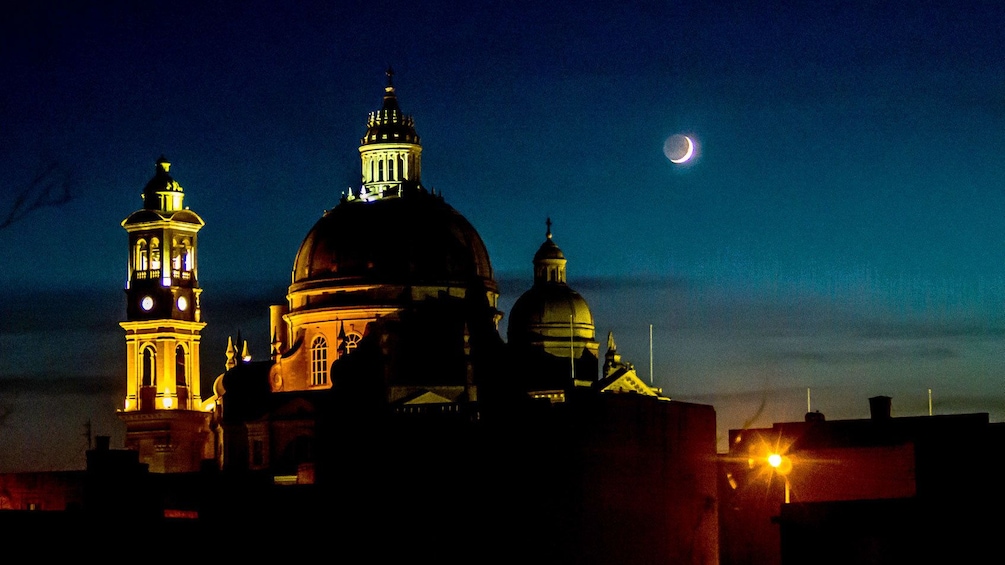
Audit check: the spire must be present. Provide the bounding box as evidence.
[603,331,624,377]
[241,340,251,362]
[533,218,567,285]
[381,65,401,113]
[271,330,281,361]
[358,69,423,201]
[225,336,236,370]
[337,320,348,356]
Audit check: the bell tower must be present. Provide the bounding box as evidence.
[119,156,213,473]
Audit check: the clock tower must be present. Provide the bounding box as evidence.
[119,156,213,473]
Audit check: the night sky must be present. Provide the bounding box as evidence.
[2,1,1005,471]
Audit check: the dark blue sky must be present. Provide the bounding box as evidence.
[3,1,1005,470]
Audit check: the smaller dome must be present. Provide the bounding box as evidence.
[509,284,594,332]
[140,156,187,212]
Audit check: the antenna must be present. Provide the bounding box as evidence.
[807,388,811,413]
[83,419,92,451]
[647,323,655,384]
[570,315,575,380]
[928,388,933,416]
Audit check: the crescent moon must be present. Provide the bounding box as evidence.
[670,135,694,164]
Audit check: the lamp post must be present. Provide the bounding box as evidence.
[768,452,792,504]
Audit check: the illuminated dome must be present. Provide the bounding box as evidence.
[285,69,497,313]
[508,283,594,332]
[268,71,501,397]
[291,191,494,291]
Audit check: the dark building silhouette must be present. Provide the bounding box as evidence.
[720,396,1005,565]
[0,72,720,564]
[202,71,719,563]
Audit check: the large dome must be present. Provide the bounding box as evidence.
[291,190,494,292]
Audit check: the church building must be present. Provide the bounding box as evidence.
[110,71,718,563]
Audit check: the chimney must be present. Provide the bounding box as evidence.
[869,396,892,421]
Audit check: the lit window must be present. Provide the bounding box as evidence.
[311,336,328,386]
[150,238,161,270]
[137,239,149,271]
[171,238,181,271]
[176,344,187,387]
[142,345,156,387]
[345,332,362,352]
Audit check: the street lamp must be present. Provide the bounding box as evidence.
[768,452,792,503]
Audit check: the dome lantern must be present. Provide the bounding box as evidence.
[142,155,185,212]
[356,67,423,202]
[533,217,567,284]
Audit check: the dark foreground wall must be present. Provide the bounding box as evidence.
[0,394,717,564]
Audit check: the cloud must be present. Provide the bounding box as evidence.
[764,344,960,365]
[0,374,121,397]
[853,321,1005,341]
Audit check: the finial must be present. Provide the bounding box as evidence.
[225,336,236,370]
[271,330,281,360]
[156,155,170,173]
[607,331,616,351]
[385,66,395,91]
[545,217,553,239]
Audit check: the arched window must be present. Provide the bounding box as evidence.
[141,346,156,387]
[175,344,187,387]
[181,238,192,272]
[171,238,182,271]
[136,239,149,271]
[311,336,328,386]
[398,155,405,180]
[345,332,362,352]
[150,238,161,271]
[388,157,395,180]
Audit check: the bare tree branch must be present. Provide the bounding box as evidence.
[1,161,75,231]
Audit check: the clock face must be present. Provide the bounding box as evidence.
[177,296,188,311]
[140,296,154,311]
